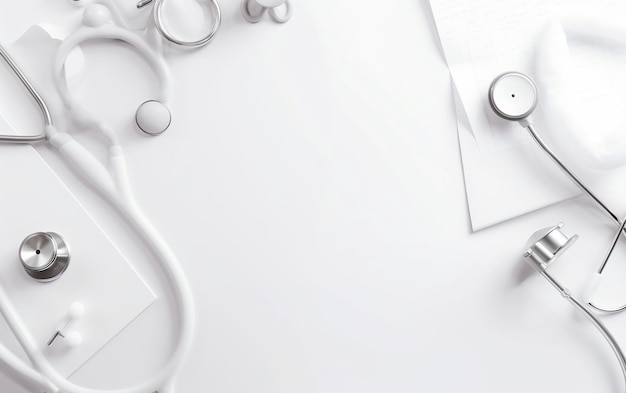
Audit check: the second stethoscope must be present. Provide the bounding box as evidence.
[489,71,626,313]
[0,8,193,393]
[489,71,626,391]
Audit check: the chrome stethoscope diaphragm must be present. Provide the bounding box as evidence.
[488,71,538,122]
[19,232,71,282]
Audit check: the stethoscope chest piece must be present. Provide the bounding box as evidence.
[523,222,578,271]
[488,72,537,121]
[19,232,70,282]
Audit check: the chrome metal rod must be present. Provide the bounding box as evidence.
[541,269,626,392]
[525,124,620,225]
[598,215,626,275]
[0,42,50,143]
[588,215,626,313]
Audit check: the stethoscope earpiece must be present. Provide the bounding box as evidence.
[488,72,537,122]
[135,100,172,136]
[242,0,292,23]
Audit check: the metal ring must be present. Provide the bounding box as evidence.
[154,0,221,48]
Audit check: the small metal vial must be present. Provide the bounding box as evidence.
[19,232,70,282]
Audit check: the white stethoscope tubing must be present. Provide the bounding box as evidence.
[52,24,172,145]
[54,24,173,104]
[0,41,194,393]
[0,129,196,393]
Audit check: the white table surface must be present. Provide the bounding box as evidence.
[2,1,626,392]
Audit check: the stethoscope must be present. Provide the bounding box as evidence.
[0,4,195,393]
[488,71,626,390]
[488,71,626,311]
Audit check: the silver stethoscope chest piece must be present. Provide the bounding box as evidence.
[523,222,578,271]
[488,72,538,121]
[19,232,70,282]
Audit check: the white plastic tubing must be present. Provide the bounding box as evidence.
[0,6,193,393]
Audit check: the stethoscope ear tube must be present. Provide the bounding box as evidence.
[0,45,50,143]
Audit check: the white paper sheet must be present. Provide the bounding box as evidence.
[453,87,579,230]
[430,0,626,230]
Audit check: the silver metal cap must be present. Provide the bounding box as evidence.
[523,223,578,270]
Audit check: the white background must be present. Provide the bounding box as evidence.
[3,0,626,392]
